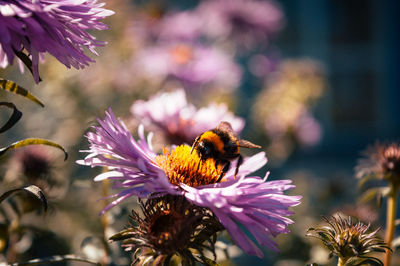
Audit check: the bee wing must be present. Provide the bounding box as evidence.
[218,121,261,149]
[238,139,261,149]
[216,121,236,135]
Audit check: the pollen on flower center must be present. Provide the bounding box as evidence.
[155,145,223,187]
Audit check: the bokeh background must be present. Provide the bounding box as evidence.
[0,0,399,265]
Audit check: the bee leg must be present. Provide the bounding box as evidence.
[234,155,243,179]
[190,136,200,154]
[196,154,202,171]
[216,160,230,183]
[214,159,220,170]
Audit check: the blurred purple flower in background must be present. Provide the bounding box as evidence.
[154,11,204,42]
[252,59,325,163]
[130,88,244,144]
[78,109,301,257]
[197,0,284,48]
[293,111,322,147]
[132,43,242,90]
[0,0,114,82]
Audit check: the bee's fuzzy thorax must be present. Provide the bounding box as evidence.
[199,131,226,154]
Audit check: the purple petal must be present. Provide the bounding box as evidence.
[181,174,301,257]
[78,108,178,206]
[0,0,113,82]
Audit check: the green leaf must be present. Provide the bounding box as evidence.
[357,174,381,189]
[358,187,389,205]
[345,256,384,266]
[9,254,100,265]
[193,254,219,266]
[0,185,47,212]
[358,188,380,204]
[0,102,22,133]
[0,78,44,107]
[0,138,68,161]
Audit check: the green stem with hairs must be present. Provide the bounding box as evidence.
[100,178,111,265]
[384,185,399,266]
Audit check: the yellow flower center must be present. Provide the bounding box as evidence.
[155,145,223,187]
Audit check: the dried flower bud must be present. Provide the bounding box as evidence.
[307,215,389,265]
[110,195,223,265]
[356,142,400,189]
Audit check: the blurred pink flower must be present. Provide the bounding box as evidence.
[131,88,244,144]
[263,110,322,147]
[253,59,325,156]
[294,112,322,147]
[197,0,284,48]
[154,11,204,41]
[132,42,242,90]
[248,53,280,77]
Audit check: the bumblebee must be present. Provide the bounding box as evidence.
[191,121,261,182]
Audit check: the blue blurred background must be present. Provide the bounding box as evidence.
[277,0,400,155]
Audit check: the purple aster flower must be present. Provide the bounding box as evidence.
[197,0,284,48]
[78,108,301,258]
[0,0,114,83]
[130,88,244,144]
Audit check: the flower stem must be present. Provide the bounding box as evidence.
[101,180,110,264]
[384,185,399,266]
[6,218,20,263]
[338,257,346,266]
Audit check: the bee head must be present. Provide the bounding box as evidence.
[196,140,215,160]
